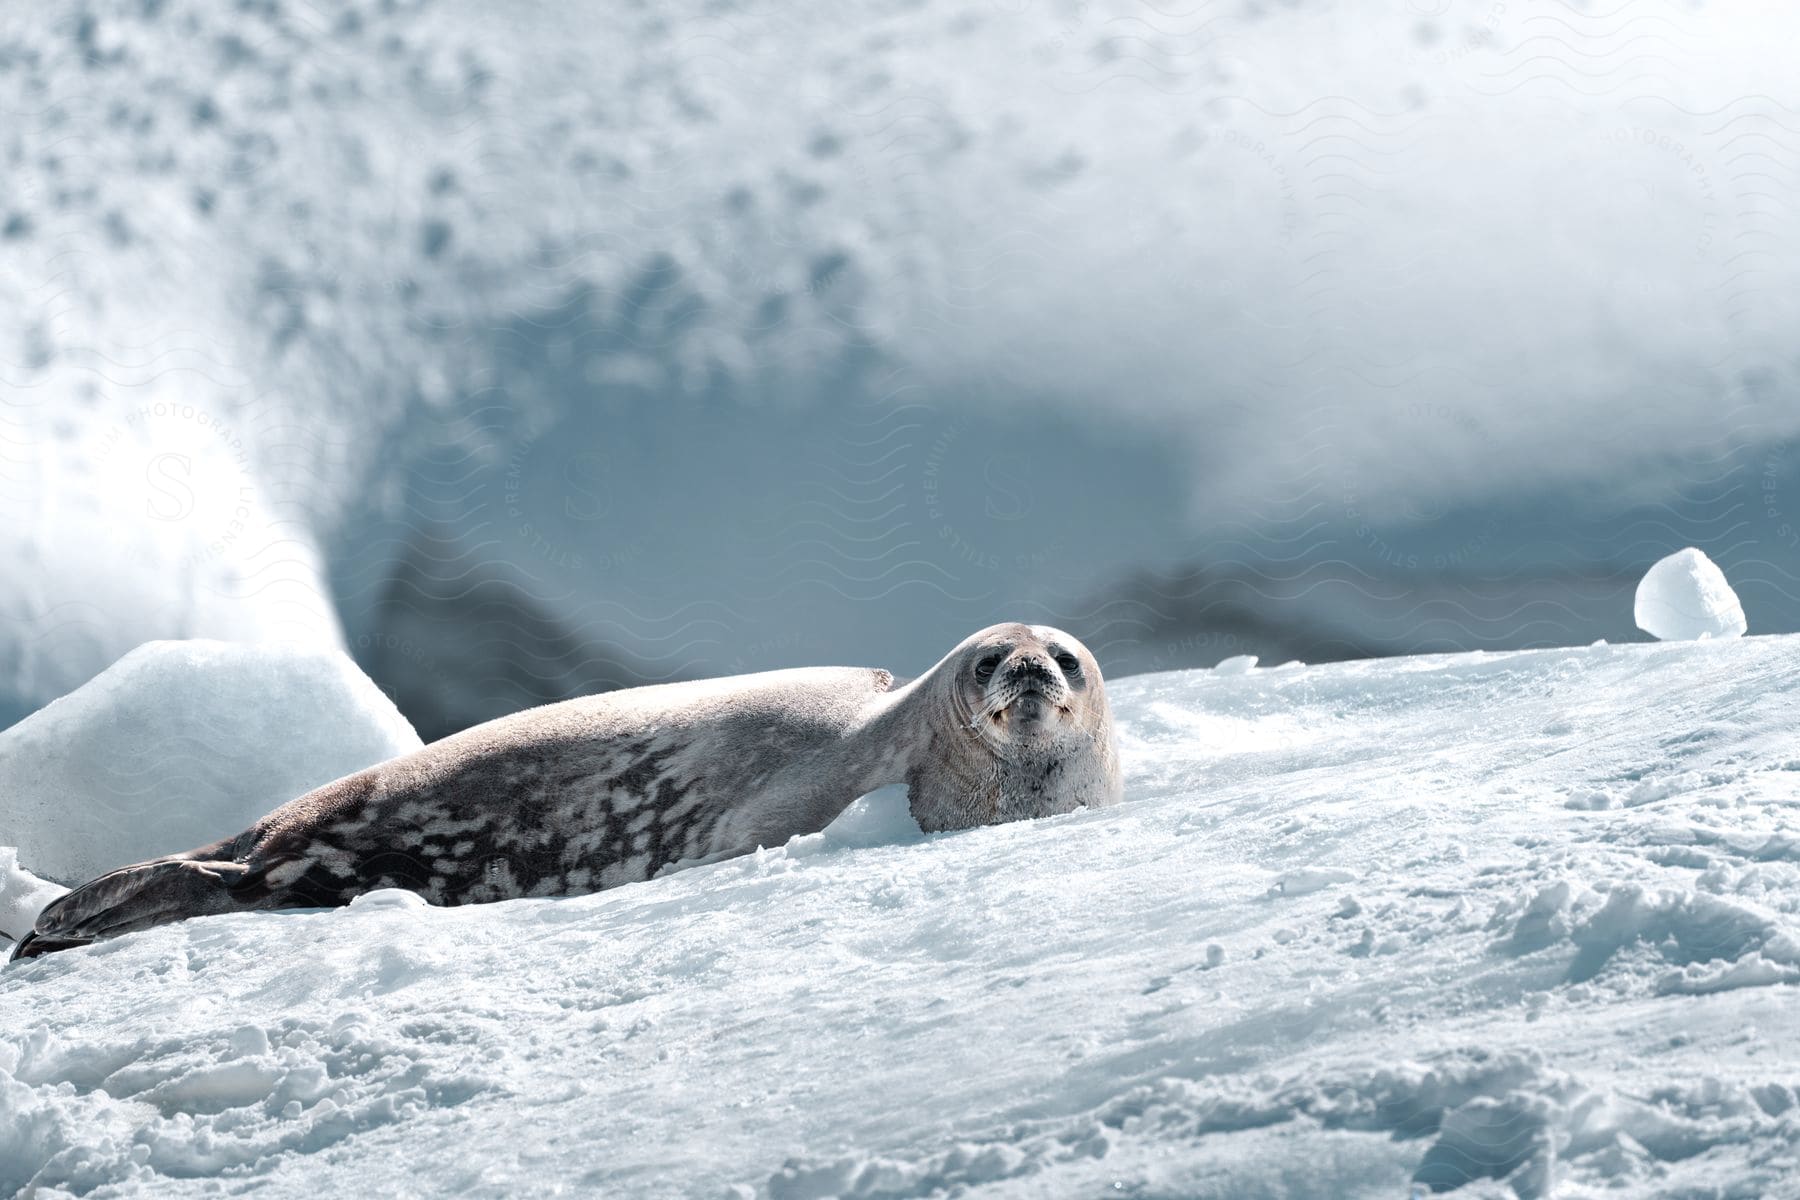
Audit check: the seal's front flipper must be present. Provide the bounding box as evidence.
[10,857,254,961]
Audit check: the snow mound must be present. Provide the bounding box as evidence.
[0,641,420,921]
[0,851,66,956]
[1634,548,1747,642]
[5,637,1800,1197]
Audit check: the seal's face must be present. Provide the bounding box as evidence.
[959,624,1102,750]
[906,621,1119,833]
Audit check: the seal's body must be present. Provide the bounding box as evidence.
[14,624,1120,959]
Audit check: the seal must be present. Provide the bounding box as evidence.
[13,623,1120,959]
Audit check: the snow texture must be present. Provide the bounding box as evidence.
[0,641,420,937]
[1635,548,1749,643]
[5,636,1800,1197]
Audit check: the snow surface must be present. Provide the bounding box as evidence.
[0,641,420,941]
[5,637,1800,1197]
[1636,548,1749,643]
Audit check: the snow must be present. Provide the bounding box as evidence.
[0,641,420,941]
[1635,548,1748,643]
[6,636,1800,1197]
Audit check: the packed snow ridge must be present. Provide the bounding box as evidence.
[5,632,1800,1197]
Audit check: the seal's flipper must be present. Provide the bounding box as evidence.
[10,931,92,960]
[10,858,254,961]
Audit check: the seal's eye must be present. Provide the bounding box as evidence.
[973,654,1001,684]
[1054,652,1081,675]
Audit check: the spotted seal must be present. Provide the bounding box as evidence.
[13,623,1120,958]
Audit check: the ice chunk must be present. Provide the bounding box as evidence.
[1633,548,1746,642]
[0,849,67,944]
[1214,655,1259,675]
[0,641,420,891]
[815,785,923,850]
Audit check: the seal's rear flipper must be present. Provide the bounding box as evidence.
[9,858,254,962]
[10,931,93,960]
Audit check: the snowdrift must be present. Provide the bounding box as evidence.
[5,636,1800,1196]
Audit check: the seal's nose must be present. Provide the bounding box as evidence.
[1003,653,1056,690]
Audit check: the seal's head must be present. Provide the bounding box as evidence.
[956,623,1104,747]
[907,622,1121,832]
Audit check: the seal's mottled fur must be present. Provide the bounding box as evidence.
[13,624,1119,959]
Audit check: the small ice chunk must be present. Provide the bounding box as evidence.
[817,785,923,849]
[1214,655,1259,675]
[1633,548,1746,642]
[347,887,431,911]
[782,785,923,860]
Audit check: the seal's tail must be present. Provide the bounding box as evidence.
[10,857,253,961]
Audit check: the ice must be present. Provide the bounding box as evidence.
[0,396,347,730]
[5,635,1800,1196]
[0,641,420,939]
[1634,547,1748,642]
[7,0,1800,732]
[802,785,923,852]
[0,851,64,951]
